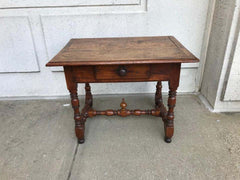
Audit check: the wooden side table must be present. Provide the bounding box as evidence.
[46,36,199,144]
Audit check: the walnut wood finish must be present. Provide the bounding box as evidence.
[66,64,180,83]
[95,65,150,80]
[47,36,199,144]
[85,83,93,107]
[46,36,198,66]
[155,81,163,108]
[88,98,162,117]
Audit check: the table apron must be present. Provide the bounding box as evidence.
[64,63,181,83]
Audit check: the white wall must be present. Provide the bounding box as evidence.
[0,0,209,97]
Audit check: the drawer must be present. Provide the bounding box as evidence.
[95,65,150,80]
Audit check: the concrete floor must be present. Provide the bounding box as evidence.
[0,95,240,180]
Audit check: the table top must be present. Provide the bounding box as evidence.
[46,36,199,66]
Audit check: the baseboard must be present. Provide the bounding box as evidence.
[198,94,215,112]
[0,92,199,101]
[198,93,240,112]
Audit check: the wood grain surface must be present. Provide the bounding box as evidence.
[46,36,199,66]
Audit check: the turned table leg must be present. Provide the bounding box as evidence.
[85,83,93,107]
[164,82,178,143]
[64,67,85,143]
[69,85,85,144]
[155,81,163,108]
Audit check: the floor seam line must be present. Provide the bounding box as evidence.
[67,143,79,180]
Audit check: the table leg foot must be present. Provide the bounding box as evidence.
[164,137,172,143]
[164,122,174,143]
[75,120,85,144]
[78,138,85,144]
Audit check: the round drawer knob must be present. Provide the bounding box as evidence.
[118,66,127,76]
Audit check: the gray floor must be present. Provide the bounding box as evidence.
[0,95,240,180]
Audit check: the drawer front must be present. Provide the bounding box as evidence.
[95,65,150,80]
